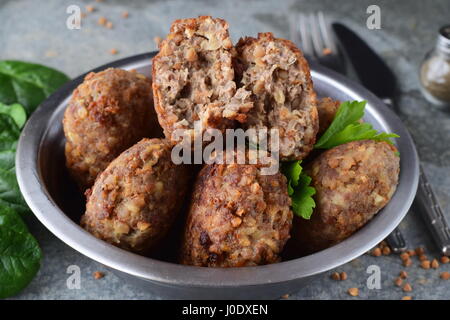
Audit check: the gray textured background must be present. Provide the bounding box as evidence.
[1,0,450,300]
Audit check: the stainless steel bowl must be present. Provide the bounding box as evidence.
[16,52,419,299]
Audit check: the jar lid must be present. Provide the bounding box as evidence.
[437,25,450,54]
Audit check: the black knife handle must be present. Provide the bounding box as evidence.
[386,228,407,253]
[414,164,450,256]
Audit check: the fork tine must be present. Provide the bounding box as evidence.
[309,13,324,57]
[298,13,314,57]
[317,11,338,54]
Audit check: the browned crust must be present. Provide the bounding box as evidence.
[317,97,341,135]
[169,16,230,34]
[180,152,293,267]
[63,68,158,190]
[81,138,191,253]
[291,140,400,254]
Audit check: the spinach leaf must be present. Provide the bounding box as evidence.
[0,103,27,128]
[0,113,20,151]
[0,206,28,233]
[0,151,29,216]
[0,60,68,298]
[0,207,41,298]
[0,61,70,114]
[0,115,28,215]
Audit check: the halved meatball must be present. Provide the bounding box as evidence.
[180,151,293,267]
[235,32,319,161]
[63,68,158,190]
[152,16,253,144]
[81,138,190,253]
[291,140,400,254]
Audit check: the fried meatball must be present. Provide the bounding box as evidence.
[291,140,400,253]
[317,97,340,135]
[180,153,293,267]
[152,16,253,144]
[63,68,158,190]
[81,138,190,253]
[235,32,319,161]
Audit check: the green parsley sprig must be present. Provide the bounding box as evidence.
[281,161,316,220]
[314,100,399,149]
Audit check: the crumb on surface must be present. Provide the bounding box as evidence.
[402,283,412,292]
[419,254,428,261]
[401,296,412,300]
[403,258,413,267]
[347,288,359,297]
[98,16,107,26]
[431,259,440,269]
[415,247,425,256]
[420,260,431,269]
[400,252,410,261]
[371,247,382,257]
[93,271,104,279]
[441,271,450,280]
[281,294,289,299]
[110,48,118,55]
[331,272,340,281]
[86,5,95,12]
[322,48,332,55]
[122,11,129,18]
[407,250,416,257]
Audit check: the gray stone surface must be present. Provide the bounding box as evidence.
[1,0,449,300]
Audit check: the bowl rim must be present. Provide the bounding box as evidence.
[16,52,419,288]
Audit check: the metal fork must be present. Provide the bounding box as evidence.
[291,12,344,73]
[290,11,407,253]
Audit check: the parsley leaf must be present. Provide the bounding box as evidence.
[315,100,399,149]
[281,161,316,219]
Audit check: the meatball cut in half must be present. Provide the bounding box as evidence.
[235,32,319,161]
[317,97,340,136]
[63,68,158,190]
[292,140,400,254]
[180,152,293,267]
[81,138,190,253]
[152,16,253,144]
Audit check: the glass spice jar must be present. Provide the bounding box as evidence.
[419,25,450,108]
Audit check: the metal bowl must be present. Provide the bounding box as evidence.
[16,52,419,299]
